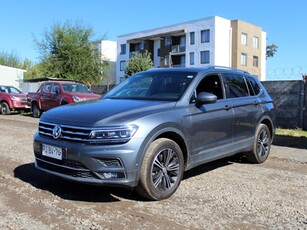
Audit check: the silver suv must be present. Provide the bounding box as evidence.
[33,66,275,200]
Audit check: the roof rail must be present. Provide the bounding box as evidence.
[206,65,250,74]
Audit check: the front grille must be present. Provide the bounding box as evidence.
[36,158,99,179]
[35,154,87,169]
[39,121,91,142]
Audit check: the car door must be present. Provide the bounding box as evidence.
[49,83,62,108]
[187,74,234,165]
[40,83,52,110]
[223,73,262,149]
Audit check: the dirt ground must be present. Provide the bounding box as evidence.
[0,114,306,229]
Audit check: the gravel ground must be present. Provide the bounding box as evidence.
[0,114,306,229]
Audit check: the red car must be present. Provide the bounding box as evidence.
[0,85,30,115]
[27,81,101,118]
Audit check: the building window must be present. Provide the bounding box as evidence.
[190,52,195,65]
[120,44,126,55]
[253,56,259,67]
[165,55,170,66]
[139,41,144,50]
[241,33,247,46]
[165,36,172,46]
[200,51,210,64]
[253,36,259,49]
[190,32,195,45]
[120,61,126,71]
[241,53,247,66]
[201,30,210,43]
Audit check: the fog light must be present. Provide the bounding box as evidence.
[102,172,125,179]
[99,159,122,167]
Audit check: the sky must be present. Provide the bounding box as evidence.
[0,0,306,80]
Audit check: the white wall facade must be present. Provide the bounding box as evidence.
[0,65,25,90]
[98,40,117,84]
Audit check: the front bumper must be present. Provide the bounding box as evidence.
[33,132,143,188]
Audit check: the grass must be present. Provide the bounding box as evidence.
[274,128,307,149]
[275,128,307,138]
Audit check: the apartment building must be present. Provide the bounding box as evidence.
[231,20,266,80]
[117,16,266,82]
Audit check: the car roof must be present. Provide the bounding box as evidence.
[144,66,251,76]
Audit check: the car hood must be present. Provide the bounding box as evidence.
[40,99,176,127]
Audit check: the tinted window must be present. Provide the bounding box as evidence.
[224,74,249,98]
[247,77,261,95]
[105,71,196,101]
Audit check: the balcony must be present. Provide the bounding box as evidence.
[171,45,186,54]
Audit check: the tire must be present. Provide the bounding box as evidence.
[137,138,184,201]
[1,102,11,115]
[246,124,271,163]
[32,103,41,118]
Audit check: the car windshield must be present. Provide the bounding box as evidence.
[104,70,197,101]
[0,86,22,94]
[62,83,91,93]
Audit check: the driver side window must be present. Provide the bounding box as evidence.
[191,75,224,103]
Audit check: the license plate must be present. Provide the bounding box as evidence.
[42,144,62,160]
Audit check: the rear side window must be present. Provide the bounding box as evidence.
[224,74,249,98]
[247,76,261,95]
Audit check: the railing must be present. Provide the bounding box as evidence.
[171,45,186,53]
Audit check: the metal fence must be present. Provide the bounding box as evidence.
[262,80,307,130]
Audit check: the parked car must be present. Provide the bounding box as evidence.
[27,81,101,118]
[32,66,275,200]
[0,85,29,115]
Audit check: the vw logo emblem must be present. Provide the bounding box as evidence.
[52,125,62,139]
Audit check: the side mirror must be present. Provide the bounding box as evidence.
[196,92,217,107]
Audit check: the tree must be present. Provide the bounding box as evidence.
[0,50,22,68]
[266,44,278,59]
[124,50,153,78]
[35,20,109,87]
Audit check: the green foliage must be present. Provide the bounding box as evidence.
[0,50,22,68]
[124,50,153,78]
[266,44,278,59]
[35,20,109,86]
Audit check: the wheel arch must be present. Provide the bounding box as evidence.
[259,116,275,140]
[137,125,189,176]
[31,100,41,110]
[1,99,12,109]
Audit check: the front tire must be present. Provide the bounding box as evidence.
[137,138,184,201]
[32,103,41,118]
[1,102,11,115]
[246,124,271,163]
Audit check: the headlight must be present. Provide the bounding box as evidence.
[88,125,138,144]
[72,96,83,102]
[10,96,20,101]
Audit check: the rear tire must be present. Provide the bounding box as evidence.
[137,138,184,201]
[246,124,271,163]
[1,102,11,115]
[32,103,41,118]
